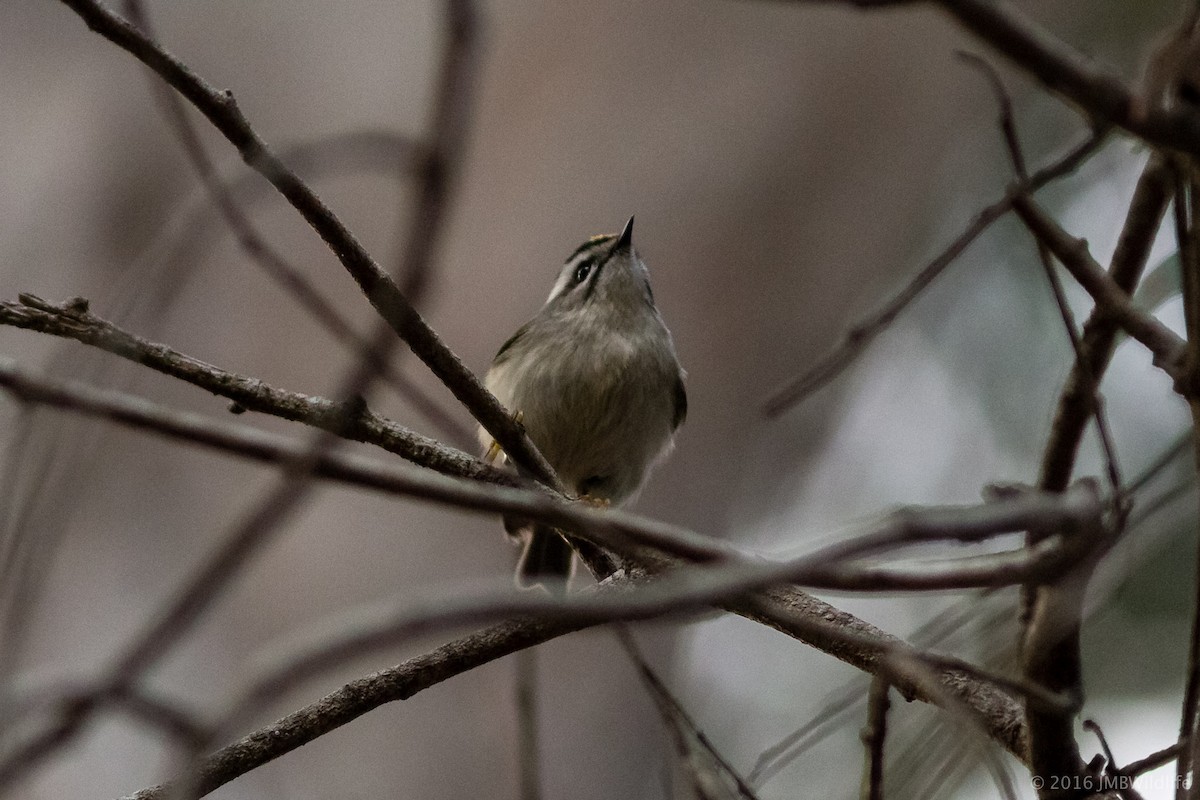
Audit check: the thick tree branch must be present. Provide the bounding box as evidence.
[6,341,1100,800]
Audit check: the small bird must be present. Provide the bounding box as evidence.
[480,217,686,588]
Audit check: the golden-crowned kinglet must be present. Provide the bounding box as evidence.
[480,217,687,588]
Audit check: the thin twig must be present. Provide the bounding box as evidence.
[120,0,474,448]
[763,129,1105,415]
[877,650,1021,800]
[1009,193,1187,381]
[0,295,507,485]
[1083,719,1150,800]
[931,0,1200,156]
[615,627,761,800]
[859,676,890,800]
[57,0,560,492]
[959,51,1124,495]
[1123,741,1185,779]
[1037,154,1172,492]
[972,62,1135,792]
[514,648,543,800]
[784,0,1200,155]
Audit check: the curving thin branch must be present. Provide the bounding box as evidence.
[763,129,1105,415]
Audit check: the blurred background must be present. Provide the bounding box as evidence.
[0,0,1196,797]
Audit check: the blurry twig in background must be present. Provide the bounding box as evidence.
[56,0,553,492]
[514,647,543,800]
[762,128,1105,416]
[614,626,760,800]
[877,650,1021,800]
[0,0,481,792]
[959,51,1125,497]
[859,676,889,800]
[121,0,474,448]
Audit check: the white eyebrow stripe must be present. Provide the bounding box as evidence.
[545,238,612,304]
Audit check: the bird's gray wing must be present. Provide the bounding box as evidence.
[491,319,534,366]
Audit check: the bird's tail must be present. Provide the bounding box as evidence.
[509,519,574,593]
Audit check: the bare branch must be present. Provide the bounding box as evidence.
[0,356,1111,583]
[120,0,473,447]
[1171,167,1200,800]
[213,565,1052,779]
[782,0,1200,157]
[934,0,1200,156]
[0,360,718,563]
[616,627,760,800]
[0,295,506,486]
[961,51,1125,494]
[1038,157,1173,493]
[1010,194,1188,382]
[859,676,890,800]
[514,648,543,800]
[56,0,560,491]
[118,613,592,800]
[763,129,1104,415]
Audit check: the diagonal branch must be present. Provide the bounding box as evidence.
[1038,157,1173,493]
[1009,194,1188,383]
[615,627,761,800]
[0,295,506,486]
[934,0,1200,156]
[56,0,561,491]
[117,613,592,800]
[763,129,1105,415]
[785,0,1200,156]
[0,354,1112,796]
[121,0,473,447]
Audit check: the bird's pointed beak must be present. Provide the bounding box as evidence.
[613,215,635,253]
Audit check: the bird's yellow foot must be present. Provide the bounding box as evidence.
[484,410,523,463]
[578,494,611,509]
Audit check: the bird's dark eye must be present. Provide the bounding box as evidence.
[573,261,592,285]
